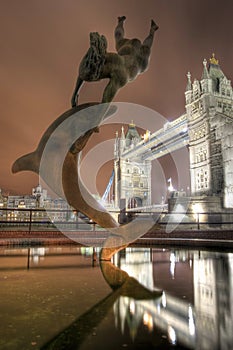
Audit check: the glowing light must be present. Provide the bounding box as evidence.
[182,125,188,133]
[129,301,135,314]
[189,319,195,336]
[192,202,203,221]
[189,259,193,268]
[17,200,26,209]
[30,248,45,264]
[143,130,151,142]
[143,312,153,331]
[168,325,176,345]
[188,305,193,319]
[188,306,195,336]
[80,247,93,256]
[170,252,176,278]
[167,178,175,192]
[162,292,167,307]
[32,255,39,264]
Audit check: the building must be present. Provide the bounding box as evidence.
[185,54,233,209]
[5,185,73,224]
[114,123,152,209]
[32,184,48,208]
[0,188,7,208]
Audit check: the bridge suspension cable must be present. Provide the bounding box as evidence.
[102,170,114,202]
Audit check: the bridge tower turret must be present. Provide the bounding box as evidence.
[114,122,152,209]
[186,54,233,208]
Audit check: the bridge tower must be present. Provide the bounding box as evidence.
[185,54,233,208]
[114,122,152,209]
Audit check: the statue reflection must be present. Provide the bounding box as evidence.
[41,248,233,350]
[41,247,162,349]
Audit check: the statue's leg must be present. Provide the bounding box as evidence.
[71,76,84,107]
[142,19,159,49]
[102,77,126,103]
[114,16,126,50]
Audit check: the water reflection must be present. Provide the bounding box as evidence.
[112,248,233,349]
[112,248,195,348]
[0,246,233,349]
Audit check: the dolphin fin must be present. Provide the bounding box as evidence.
[12,151,40,175]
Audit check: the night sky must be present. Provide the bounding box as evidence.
[1,0,233,198]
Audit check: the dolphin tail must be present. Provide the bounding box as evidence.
[12,151,40,175]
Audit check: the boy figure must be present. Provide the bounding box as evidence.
[71,16,158,106]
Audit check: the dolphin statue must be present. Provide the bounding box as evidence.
[12,102,159,252]
[12,103,119,229]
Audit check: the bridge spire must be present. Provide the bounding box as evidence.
[186,72,192,91]
[209,53,219,66]
[119,125,126,152]
[202,58,209,79]
[121,126,125,139]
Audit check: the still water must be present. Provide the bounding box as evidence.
[0,245,232,350]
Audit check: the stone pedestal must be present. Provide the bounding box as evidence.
[168,195,224,227]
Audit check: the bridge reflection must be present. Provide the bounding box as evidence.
[112,248,233,349]
[1,245,232,349]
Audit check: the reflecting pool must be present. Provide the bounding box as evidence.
[0,245,232,349]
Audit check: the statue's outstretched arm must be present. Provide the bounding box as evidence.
[114,16,126,50]
[142,19,159,49]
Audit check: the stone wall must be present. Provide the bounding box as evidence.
[214,115,233,208]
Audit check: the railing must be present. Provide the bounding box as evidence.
[118,210,233,230]
[0,207,98,232]
[0,207,233,232]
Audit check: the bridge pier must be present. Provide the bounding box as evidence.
[167,194,233,229]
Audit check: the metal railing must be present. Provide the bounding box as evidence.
[0,207,233,232]
[0,207,97,232]
[118,209,233,230]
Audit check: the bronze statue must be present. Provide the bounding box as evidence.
[71,16,158,106]
[12,17,160,253]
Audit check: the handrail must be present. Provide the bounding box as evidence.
[0,207,233,232]
[0,207,97,233]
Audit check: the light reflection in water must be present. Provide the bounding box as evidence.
[168,325,176,345]
[30,247,46,264]
[0,246,233,349]
[113,248,233,349]
[170,252,176,278]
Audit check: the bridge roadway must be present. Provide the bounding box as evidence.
[126,204,168,212]
[121,114,189,161]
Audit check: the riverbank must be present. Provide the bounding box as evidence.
[1,229,233,249]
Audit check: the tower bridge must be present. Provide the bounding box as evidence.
[120,113,188,161]
[110,55,233,213]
